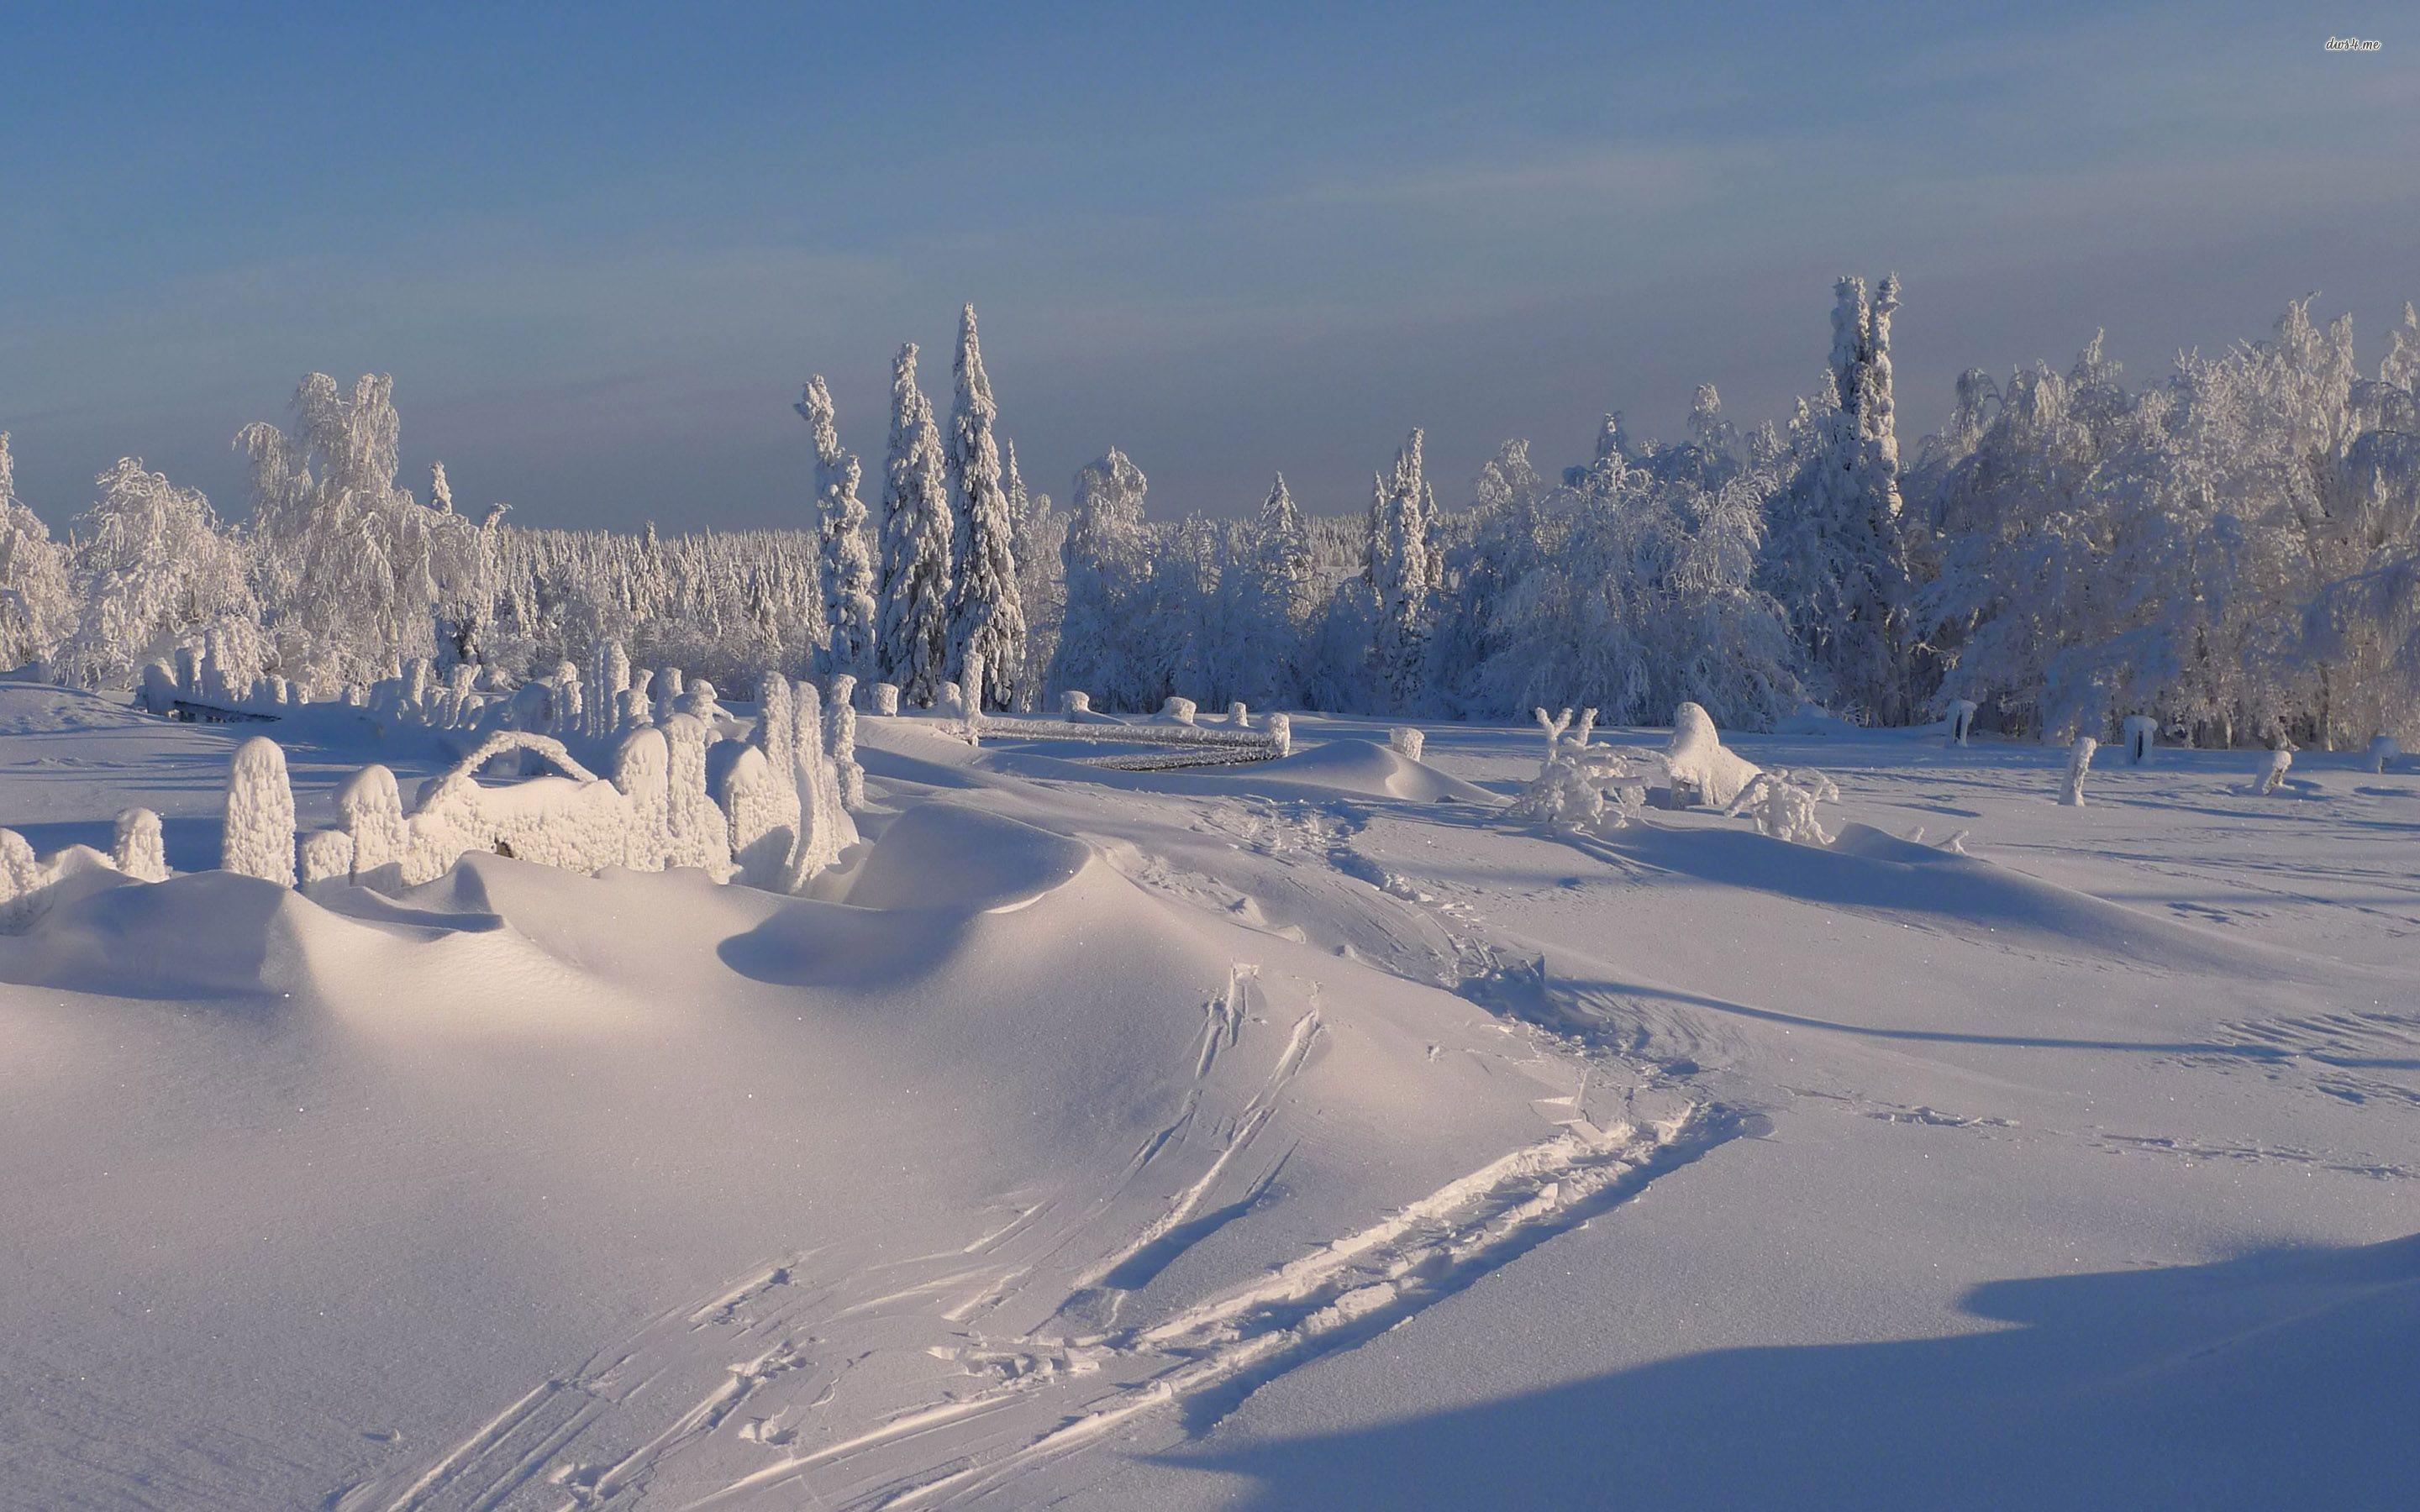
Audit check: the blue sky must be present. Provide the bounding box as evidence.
[3,1,2412,530]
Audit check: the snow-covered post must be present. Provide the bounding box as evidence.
[1061,690,1092,716]
[298,830,355,888]
[660,713,726,872]
[1163,696,1197,725]
[224,736,297,885]
[2367,736,2402,774]
[1949,700,1979,746]
[1267,711,1293,758]
[1389,727,1425,762]
[337,764,408,880]
[113,807,168,883]
[1228,701,1250,728]
[612,727,671,870]
[718,746,790,888]
[2060,736,2096,807]
[1535,706,1573,755]
[2122,715,2156,765]
[2256,744,2294,796]
[872,682,901,717]
[827,672,859,713]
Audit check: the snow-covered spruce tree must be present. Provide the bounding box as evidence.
[1049,447,1153,708]
[944,306,1026,709]
[877,344,954,706]
[1367,430,1435,711]
[0,434,74,674]
[797,375,878,682]
[224,737,297,885]
[1759,276,1916,724]
[60,458,257,690]
[1226,474,1313,709]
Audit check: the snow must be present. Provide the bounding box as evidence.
[3,687,2417,1509]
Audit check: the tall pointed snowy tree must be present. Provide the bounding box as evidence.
[1758,275,1915,723]
[1227,473,1312,708]
[797,375,877,681]
[876,344,954,705]
[1367,429,1434,710]
[944,306,1026,708]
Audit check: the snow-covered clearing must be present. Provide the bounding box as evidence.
[3,684,2416,1509]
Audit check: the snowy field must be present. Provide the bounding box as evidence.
[3,682,2417,1509]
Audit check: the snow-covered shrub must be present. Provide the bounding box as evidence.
[549,660,582,736]
[0,829,42,930]
[1534,706,1573,754]
[1389,727,1425,762]
[1571,707,1598,748]
[1948,699,1979,746]
[113,807,168,883]
[2368,736,2403,774]
[405,766,634,881]
[1507,746,1647,836]
[2122,714,2157,764]
[718,745,792,889]
[1267,711,1292,757]
[1228,701,1250,727]
[1060,689,1092,715]
[1665,702,1761,808]
[654,665,683,724]
[660,712,729,873]
[677,678,723,723]
[298,829,355,887]
[224,737,297,885]
[1724,768,1839,846]
[2256,745,2293,796]
[872,682,901,716]
[613,727,671,870]
[139,662,177,715]
[337,764,408,881]
[936,680,966,719]
[1162,696,1197,725]
[2061,736,2096,807]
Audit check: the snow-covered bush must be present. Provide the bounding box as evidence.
[0,830,42,930]
[338,764,408,881]
[1724,768,1839,846]
[2061,736,2096,807]
[138,662,177,715]
[873,681,901,716]
[1162,696,1197,725]
[1571,708,1598,748]
[1665,702,1761,808]
[2122,714,2157,764]
[718,745,792,889]
[1507,746,1648,836]
[298,829,355,887]
[677,678,723,723]
[660,713,729,873]
[113,807,168,883]
[1534,706,1573,754]
[2256,745,2293,796]
[224,737,296,885]
[1060,689,1092,715]
[613,727,671,870]
[1389,727,1425,762]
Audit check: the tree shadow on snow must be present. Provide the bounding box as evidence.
[1158,1233,2420,1510]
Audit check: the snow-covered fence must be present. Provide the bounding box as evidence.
[965,711,1291,764]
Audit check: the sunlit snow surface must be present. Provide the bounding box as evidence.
[3,684,2415,1509]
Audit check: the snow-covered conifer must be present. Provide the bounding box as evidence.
[753,673,797,801]
[298,830,355,887]
[944,307,1027,707]
[799,375,879,681]
[1367,431,1435,710]
[224,737,297,885]
[660,713,726,872]
[337,765,408,879]
[878,344,955,706]
[1050,448,1152,708]
[0,435,74,673]
[612,726,671,869]
[718,746,791,888]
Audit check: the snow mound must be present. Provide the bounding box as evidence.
[0,683,150,735]
[845,801,1094,913]
[0,869,320,1000]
